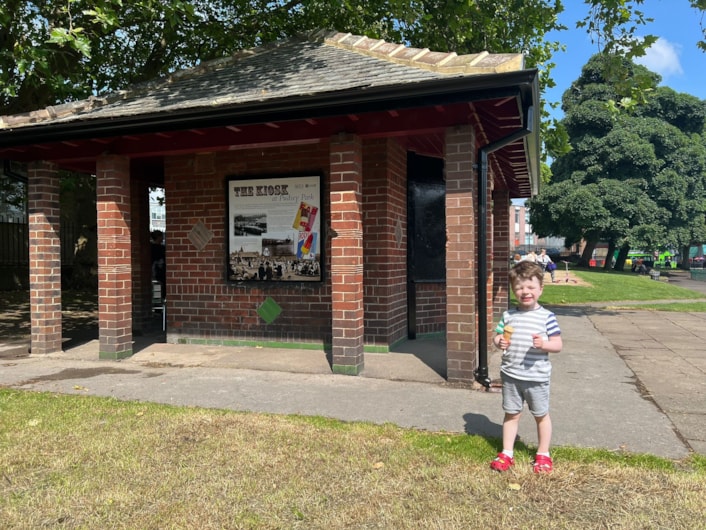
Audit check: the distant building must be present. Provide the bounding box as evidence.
[509,203,566,254]
[511,203,535,250]
[149,189,165,233]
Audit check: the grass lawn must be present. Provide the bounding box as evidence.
[1,390,704,529]
[539,268,706,308]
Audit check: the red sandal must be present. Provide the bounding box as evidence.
[532,454,553,474]
[490,453,515,472]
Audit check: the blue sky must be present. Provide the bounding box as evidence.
[512,1,704,206]
[544,0,706,120]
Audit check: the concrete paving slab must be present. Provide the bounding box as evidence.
[589,309,705,457]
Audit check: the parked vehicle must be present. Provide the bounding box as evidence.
[625,250,674,268]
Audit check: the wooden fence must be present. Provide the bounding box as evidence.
[0,217,80,266]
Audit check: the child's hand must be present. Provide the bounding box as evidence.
[497,337,511,350]
[539,333,563,353]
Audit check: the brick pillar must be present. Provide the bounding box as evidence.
[362,138,407,346]
[28,161,62,354]
[445,126,477,383]
[492,189,511,325]
[330,133,364,375]
[96,155,133,359]
[131,179,153,332]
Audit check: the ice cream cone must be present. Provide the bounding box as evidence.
[502,325,514,342]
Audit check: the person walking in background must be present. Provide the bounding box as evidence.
[490,261,563,473]
[537,248,556,283]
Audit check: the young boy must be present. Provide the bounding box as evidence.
[491,260,563,473]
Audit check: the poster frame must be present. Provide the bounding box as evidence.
[225,172,324,283]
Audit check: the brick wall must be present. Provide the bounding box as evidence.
[492,188,511,326]
[160,138,445,350]
[164,143,334,345]
[161,138,437,350]
[413,282,447,335]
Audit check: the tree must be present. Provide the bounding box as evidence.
[541,0,706,160]
[577,0,706,113]
[59,169,98,289]
[529,54,706,268]
[0,172,25,216]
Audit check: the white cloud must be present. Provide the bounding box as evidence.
[634,37,684,79]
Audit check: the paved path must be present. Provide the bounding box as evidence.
[588,308,706,455]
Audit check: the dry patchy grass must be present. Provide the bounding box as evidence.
[1,390,704,529]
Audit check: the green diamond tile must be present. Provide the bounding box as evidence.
[257,297,282,324]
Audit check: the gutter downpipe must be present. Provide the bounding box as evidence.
[474,102,535,389]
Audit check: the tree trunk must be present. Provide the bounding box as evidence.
[602,240,616,270]
[579,240,597,267]
[69,225,98,289]
[681,244,691,270]
[614,245,629,271]
[61,172,98,290]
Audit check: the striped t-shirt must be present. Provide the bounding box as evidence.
[495,305,561,382]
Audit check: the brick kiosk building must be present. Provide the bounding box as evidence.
[0,31,539,385]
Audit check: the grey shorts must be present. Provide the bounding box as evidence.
[501,373,550,417]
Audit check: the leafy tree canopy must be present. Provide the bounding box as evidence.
[529,52,706,267]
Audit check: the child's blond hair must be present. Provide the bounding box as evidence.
[509,260,544,286]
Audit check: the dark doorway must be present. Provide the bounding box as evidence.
[407,152,445,339]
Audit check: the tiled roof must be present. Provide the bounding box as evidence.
[0,30,525,130]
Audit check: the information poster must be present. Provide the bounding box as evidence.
[227,174,322,282]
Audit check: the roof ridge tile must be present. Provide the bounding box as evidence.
[469,51,490,66]
[321,31,522,73]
